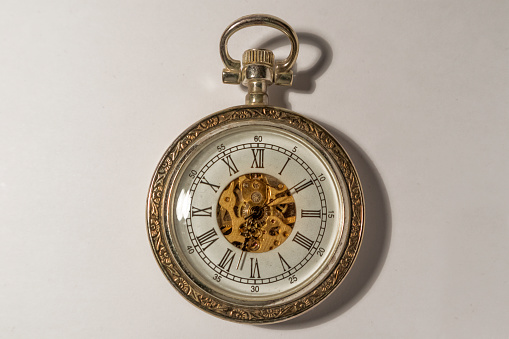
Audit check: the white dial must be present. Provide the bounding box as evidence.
[168,124,348,302]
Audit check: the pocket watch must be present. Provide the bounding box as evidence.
[147,14,364,323]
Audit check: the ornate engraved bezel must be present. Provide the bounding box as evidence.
[147,106,364,323]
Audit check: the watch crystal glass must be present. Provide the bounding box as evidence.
[168,124,349,303]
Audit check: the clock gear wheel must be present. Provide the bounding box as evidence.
[217,173,296,253]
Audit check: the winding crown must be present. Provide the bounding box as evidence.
[242,49,275,67]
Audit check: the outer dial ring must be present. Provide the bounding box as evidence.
[187,143,327,285]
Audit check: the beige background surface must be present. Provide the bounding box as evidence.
[1,1,508,337]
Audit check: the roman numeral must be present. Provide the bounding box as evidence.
[251,149,264,168]
[221,155,239,176]
[278,157,291,175]
[218,248,235,272]
[289,179,314,194]
[293,232,314,251]
[301,209,321,218]
[191,206,212,217]
[196,228,218,251]
[250,258,261,278]
[278,252,291,271]
[200,176,220,193]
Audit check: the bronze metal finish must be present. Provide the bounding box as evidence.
[217,173,296,253]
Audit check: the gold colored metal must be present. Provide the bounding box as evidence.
[241,49,274,105]
[147,14,365,324]
[217,173,296,253]
[242,49,274,66]
[147,106,364,324]
[220,14,299,105]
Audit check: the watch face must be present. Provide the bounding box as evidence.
[147,106,363,323]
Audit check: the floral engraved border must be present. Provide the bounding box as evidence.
[147,106,364,323]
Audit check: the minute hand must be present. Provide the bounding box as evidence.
[267,195,294,206]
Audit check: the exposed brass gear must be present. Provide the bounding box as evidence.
[217,173,296,253]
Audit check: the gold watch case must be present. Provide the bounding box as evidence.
[146,15,364,324]
[147,106,364,323]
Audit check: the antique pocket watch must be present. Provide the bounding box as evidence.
[147,14,364,323]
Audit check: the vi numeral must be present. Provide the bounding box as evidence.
[250,258,261,278]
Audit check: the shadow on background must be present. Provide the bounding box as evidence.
[254,32,392,329]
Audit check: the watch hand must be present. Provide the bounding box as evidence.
[267,195,294,206]
[236,250,245,270]
[236,237,249,270]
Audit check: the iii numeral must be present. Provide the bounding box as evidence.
[301,209,321,218]
[293,232,314,251]
[289,179,314,194]
[221,155,239,176]
[191,206,212,217]
[196,228,218,251]
[250,258,261,278]
[218,248,236,272]
[251,149,264,168]
[200,176,220,193]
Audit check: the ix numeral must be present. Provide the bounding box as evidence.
[251,149,264,168]
[221,155,239,176]
[191,206,212,217]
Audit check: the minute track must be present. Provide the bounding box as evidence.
[187,142,328,285]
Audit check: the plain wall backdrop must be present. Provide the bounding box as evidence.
[1,0,508,338]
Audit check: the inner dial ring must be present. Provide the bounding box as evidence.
[186,142,328,285]
[217,173,296,253]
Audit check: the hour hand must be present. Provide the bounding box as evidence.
[268,195,294,206]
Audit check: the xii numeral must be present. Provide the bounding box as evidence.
[251,149,264,168]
